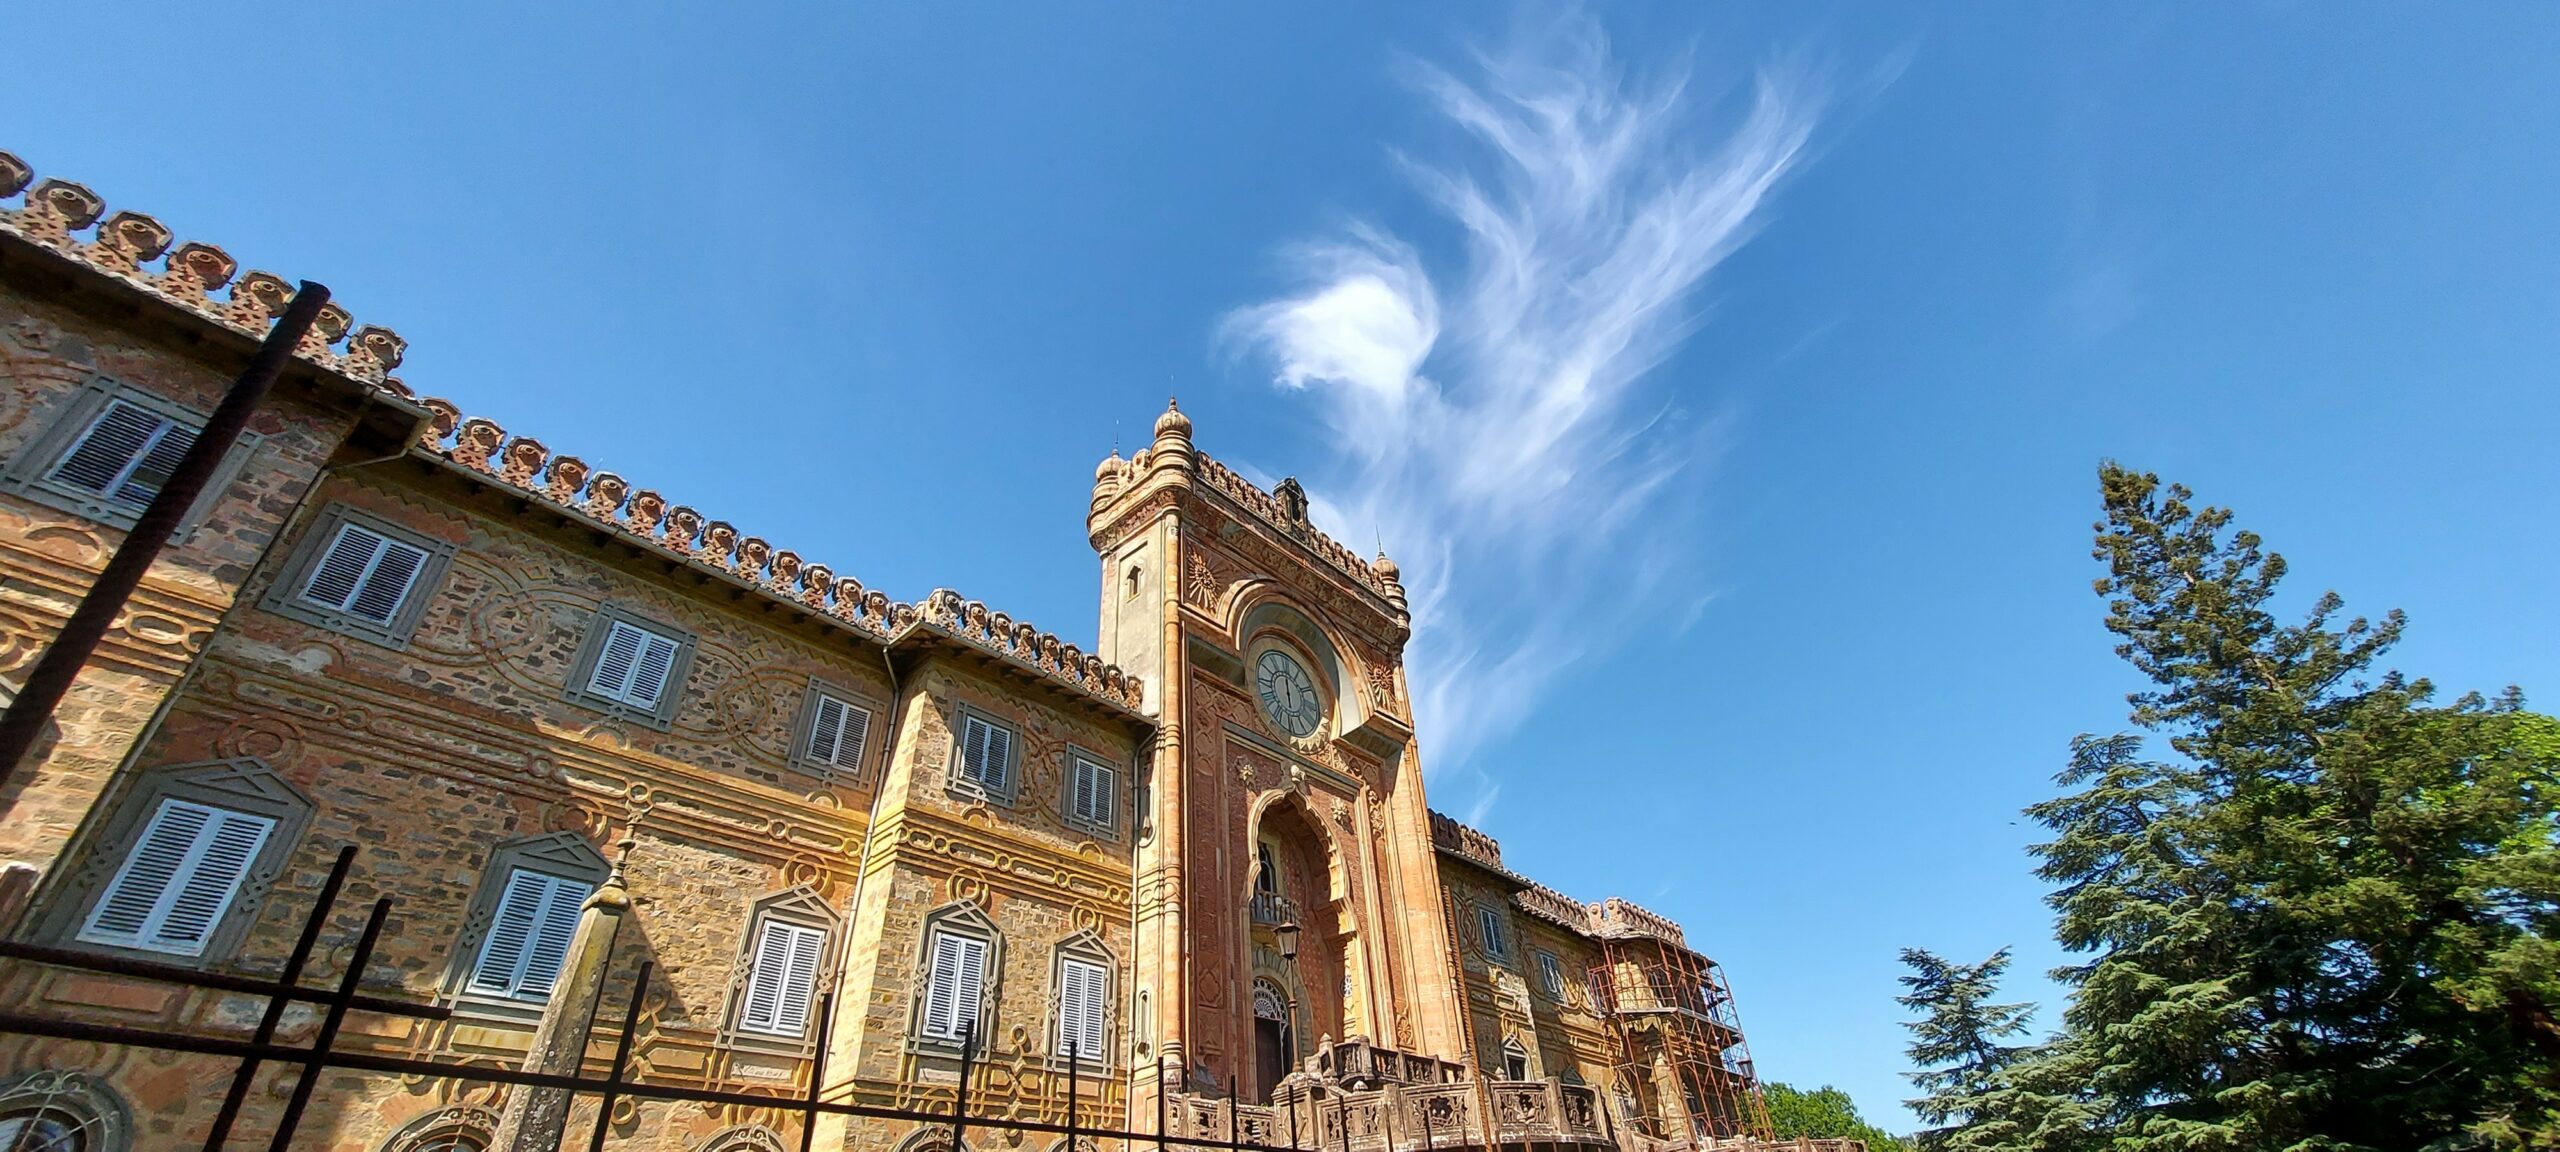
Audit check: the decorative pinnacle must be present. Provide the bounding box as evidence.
[1153,395,1192,440]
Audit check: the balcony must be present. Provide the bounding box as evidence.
[1250,891,1301,928]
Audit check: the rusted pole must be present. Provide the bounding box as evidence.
[203,844,354,1152]
[586,960,654,1152]
[1226,1076,1241,1152]
[0,281,331,789]
[1065,1038,1080,1152]
[1157,1056,1171,1152]
[266,895,390,1152]
[800,990,835,1152]
[953,1019,977,1152]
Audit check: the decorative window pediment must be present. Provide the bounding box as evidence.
[35,759,311,967]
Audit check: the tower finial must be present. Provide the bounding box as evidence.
[1153,395,1193,440]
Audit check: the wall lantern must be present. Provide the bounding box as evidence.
[1276,918,1302,962]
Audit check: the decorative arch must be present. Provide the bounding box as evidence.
[1227,591,1373,738]
[892,1127,973,1152]
[695,1124,788,1152]
[0,1071,132,1152]
[378,1104,499,1152]
[1243,789,1346,907]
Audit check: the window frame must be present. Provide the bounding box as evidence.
[1535,950,1568,1000]
[562,603,698,730]
[1061,748,1120,841]
[0,375,263,537]
[1050,929,1117,1071]
[722,887,841,1055]
[787,679,878,781]
[945,704,1022,806]
[32,759,312,968]
[1477,904,1510,960]
[0,1070,132,1152]
[909,901,1003,1057]
[259,502,458,649]
[442,833,611,1023]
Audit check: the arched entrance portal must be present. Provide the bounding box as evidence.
[1246,795,1348,1101]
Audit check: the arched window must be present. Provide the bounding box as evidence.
[695,1125,787,1152]
[377,1105,498,1152]
[0,1072,130,1152]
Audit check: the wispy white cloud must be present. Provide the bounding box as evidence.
[1225,16,1818,817]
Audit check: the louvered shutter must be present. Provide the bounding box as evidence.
[742,920,828,1037]
[79,798,274,956]
[49,400,195,508]
[924,932,988,1043]
[833,702,870,768]
[1071,759,1115,827]
[468,870,593,1000]
[961,718,1013,792]
[301,523,433,624]
[1090,762,1115,826]
[1060,957,1108,1064]
[516,876,589,1000]
[588,623,646,700]
[623,632,681,708]
[806,695,847,765]
[120,417,197,506]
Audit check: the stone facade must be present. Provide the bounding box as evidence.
[0,152,1792,1152]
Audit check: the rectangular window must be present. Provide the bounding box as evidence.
[1256,841,1282,897]
[586,620,683,709]
[802,690,872,773]
[1536,952,1566,998]
[47,397,195,509]
[1478,906,1509,959]
[1058,956,1110,1064]
[299,521,433,624]
[956,714,1015,796]
[77,798,273,957]
[1067,756,1116,833]
[739,920,828,1038]
[466,869,592,1002]
[921,930,990,1044]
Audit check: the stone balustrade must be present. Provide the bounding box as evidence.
[0,151,414,393]
[1166,1078,1611,1152]
[1193,453,1394,598]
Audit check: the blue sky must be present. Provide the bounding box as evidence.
[20,2,2560,1130]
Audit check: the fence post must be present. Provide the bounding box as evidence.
[265,897,391,1151]
[1156,1056,1170,1152]
[203,845,355,1152]
[586,960,654,1152]
[800,990,835,1152]
[1065,1038,1079,1152]
[1226,1076,1240,1152]
[953,1018,976,1152]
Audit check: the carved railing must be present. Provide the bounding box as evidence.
[1193,453,1394,598]
[1249,891,1300,928]
[1190,1078,1612,1152]
[0,150,414,394]
[408,409,1146,715]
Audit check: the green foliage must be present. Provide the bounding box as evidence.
[1899,465,2560,1152]
[1764,1081,1909,1150]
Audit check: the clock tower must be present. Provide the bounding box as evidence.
[1088,400,1467,1108]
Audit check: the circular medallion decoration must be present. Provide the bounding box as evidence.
[1254,649,1324,738]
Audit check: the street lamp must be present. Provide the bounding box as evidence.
[1275,918,1301,962]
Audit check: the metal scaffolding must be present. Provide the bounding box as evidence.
[1587,936,1773,1145]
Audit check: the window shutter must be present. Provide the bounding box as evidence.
[624,632,681,709]
[469,870,592,1000]
[980,725,1012,791]
[1089,762,1115,826]
[923,934,963,1039]
[835,703,870,768]
[960,718,993,786]
[589,623,646,700]
[517,876,590,1000]
[49,400,190,507]
[807,696,846,765]
[1061,957,1108,1064]
[742,920,827,1037]
[302,523,433,624]
[950,935,987,1044]
[79,798,274,956]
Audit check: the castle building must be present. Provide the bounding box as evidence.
[0,154,1781,1152]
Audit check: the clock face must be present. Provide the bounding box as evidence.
[1254,649,1324,738]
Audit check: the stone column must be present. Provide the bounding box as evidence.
[489,871,632,1152]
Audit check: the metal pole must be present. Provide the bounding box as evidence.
[586,960,655,1152]
[954,1018,976,1152]
[1288,1088,1301,1152]
[0,282,331,787]
[203,844,355,1152]
[801,990,835,1152]
[1335,1094,1349,1152]
[1156,1055,1170,1152]
[1065,1038,1080,1152]
[1225,1076,1240,1152]
[266,895,390,1152]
